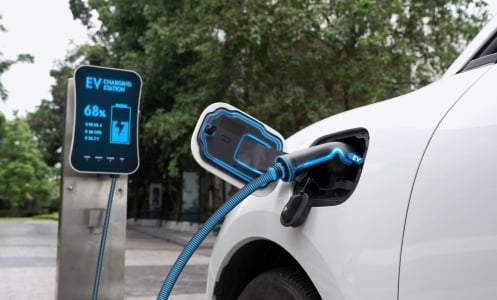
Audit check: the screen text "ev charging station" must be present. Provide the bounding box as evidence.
[70,65,142,175]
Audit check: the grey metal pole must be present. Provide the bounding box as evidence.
[56,79,128,300]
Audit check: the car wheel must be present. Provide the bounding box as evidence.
[238,267,321,300]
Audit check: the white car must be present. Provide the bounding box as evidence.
[203,16,497,300]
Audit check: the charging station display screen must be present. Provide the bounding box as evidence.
[70,65,142,174]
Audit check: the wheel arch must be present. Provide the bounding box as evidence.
[213,239,320,300]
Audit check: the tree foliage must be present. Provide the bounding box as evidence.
[70,0,487,175]
[32,0,489,215]
[0,117,58,208]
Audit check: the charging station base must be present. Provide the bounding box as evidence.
[56,79,128,300]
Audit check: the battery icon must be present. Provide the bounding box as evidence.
[110,103,131,145]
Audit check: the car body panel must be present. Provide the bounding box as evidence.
[400,64,497,299]
[207,65,491,299]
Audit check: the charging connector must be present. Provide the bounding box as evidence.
[276,142,364,227]
[275,142,364,182]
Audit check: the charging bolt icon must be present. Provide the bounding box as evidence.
[110,103,131,145]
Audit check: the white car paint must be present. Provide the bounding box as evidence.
[205,16,497,300]
[400,63,497,300]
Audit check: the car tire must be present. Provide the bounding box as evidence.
[238,267,321,300]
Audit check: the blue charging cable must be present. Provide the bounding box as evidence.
[156,167,281,300]
[157,142,364,299]
[92,175,119,300]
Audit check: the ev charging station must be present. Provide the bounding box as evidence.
[57,65,141,299]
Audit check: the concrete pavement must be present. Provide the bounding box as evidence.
[0,219,215,300]
[125,224,214,300]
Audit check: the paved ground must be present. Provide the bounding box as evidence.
[0,219,215,300]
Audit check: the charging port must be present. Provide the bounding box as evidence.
[292,128,369,206]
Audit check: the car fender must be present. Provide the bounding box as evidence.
[207,66,491,300]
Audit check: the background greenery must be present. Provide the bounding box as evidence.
[0,0,490,217]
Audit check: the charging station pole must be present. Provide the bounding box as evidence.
[56,66,142,299]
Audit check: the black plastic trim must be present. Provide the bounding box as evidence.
[460,52,497,72]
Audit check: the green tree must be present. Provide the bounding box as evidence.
[83,0,485,176]
[0,113,5,142]
[36,0,489,217]
[0,117,58,208]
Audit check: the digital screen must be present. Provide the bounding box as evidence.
[70,65,142,174]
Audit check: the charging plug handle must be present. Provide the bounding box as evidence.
[280,193,312,227]
[275,142,364,182]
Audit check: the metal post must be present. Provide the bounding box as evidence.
[56,79,128,299]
